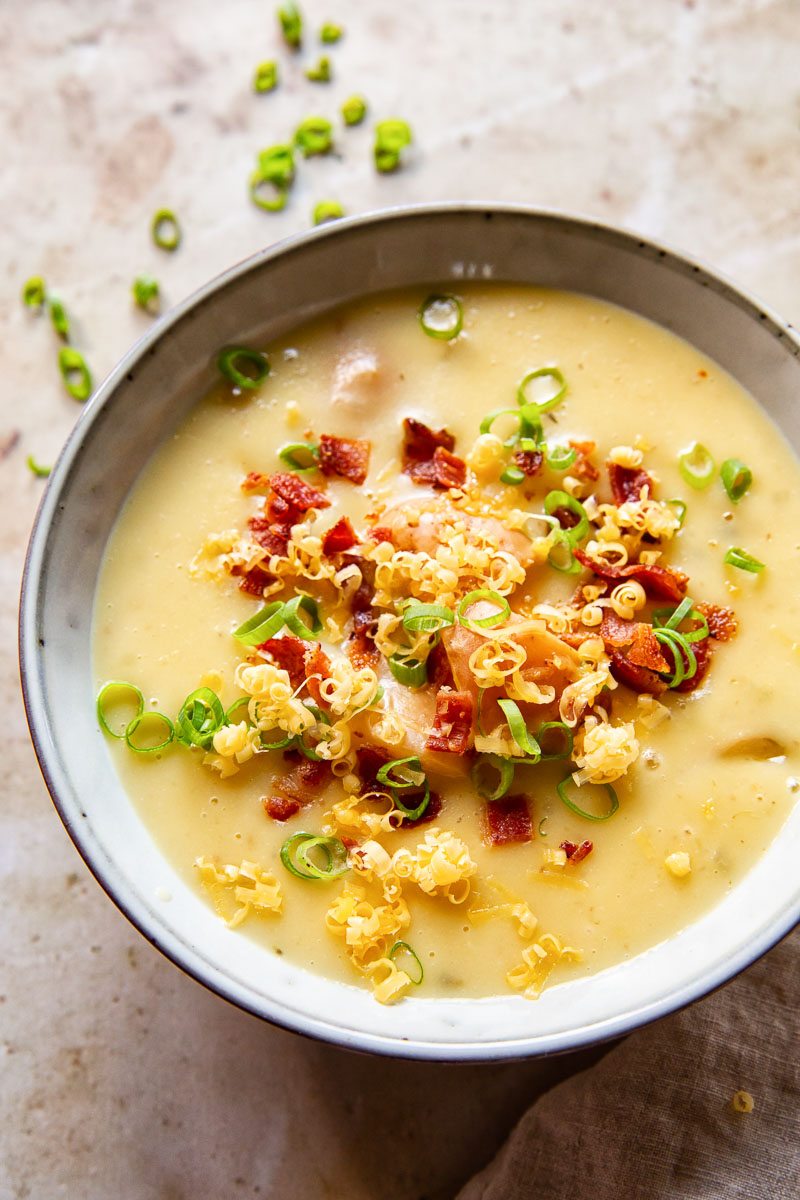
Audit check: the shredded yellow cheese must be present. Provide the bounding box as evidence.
[195,857,282,927]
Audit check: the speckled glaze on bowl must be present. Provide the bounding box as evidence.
[19,205,800,1061]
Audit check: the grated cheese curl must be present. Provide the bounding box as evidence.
[195,857,282,928]
[392,828,476,903]
[573,717,640,785]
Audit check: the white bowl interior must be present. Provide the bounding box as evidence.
[21,207,800,1059]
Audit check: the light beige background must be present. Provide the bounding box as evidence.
[3,1,799,1196]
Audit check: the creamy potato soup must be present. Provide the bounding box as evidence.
[94,286,800,1004]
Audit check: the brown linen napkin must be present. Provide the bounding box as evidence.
[458,928,800,1200]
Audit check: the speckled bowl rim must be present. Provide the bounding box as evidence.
[19,203,800,1061]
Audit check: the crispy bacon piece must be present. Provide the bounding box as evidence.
[247,515,291,557]
[262,753,332,821]
[262,794,301,822]
[427,640,456,691]
[305,644,332,706]
[675,637,713,693]
[269,472,330,512]
[259,635,308,689]
[355,744,392,791]
[318,435,370,486]
[347,576,380,669]
[402,417,455,463]
[697,602,738,642]
[406,445,467,489]
[568,440,600,482]
[628,624,670,673]
[561,839,593,863]
[425,690,473,754]
[608,462,654,505]
[485,795,532,846]
[235,564,275,596]
[574,549,688,602]
[241,471,272,494]
[512,446,543,477]
[610,649,667,695]
[403,791,443,829]
[600,611,637,648]
[321,516,358,557]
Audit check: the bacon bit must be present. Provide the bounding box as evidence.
[305,644,332,706]
[569,440,600,482]
[269,472,330,512]
[235,564,275,596]
[348,609,380,669]
[485,795,532,845]
[265,491,301,526]
[627,624,670,673]
[512,446,543,476]
[247,516,291,557]
[427,640,456,691]
[241,471,272,494]
[262,794,301,822]
[608,462,654,505]
[403,791,443,829]
[574,549,688,602]
[610,649,667,695]
[425,690,473,754]
[675,637,713,693]
[318,435,370,486]
[341,835,360,851]
[370,525,392,544]
[697,602,738,642]
[561,839,593,863]
[552,505,582,531]
[406,445,467,489]
[402,417,455,464]
[259,635,308,689]
[355,744,392,791]
[321,516,358,556]
[600,611,638,648]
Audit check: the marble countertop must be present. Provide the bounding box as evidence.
[3,1,799,1196]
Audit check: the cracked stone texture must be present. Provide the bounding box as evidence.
[2,1,799,1197]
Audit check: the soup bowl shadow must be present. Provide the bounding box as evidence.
[19,203,800,1061]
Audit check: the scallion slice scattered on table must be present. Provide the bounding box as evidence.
[313,200,344,225]
[151,209,182,251]
[132,274,160,314]
[277,1,303,49]
[58,347,92,402]
[253,60,278,93]
[22,276,45,308]
[341,95,367,125]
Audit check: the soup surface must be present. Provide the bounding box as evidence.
[94,285,800,1003]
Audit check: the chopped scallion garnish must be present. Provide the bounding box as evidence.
[376,756,430,820]
[58,347,92,402]
[545,443,577,471]
[557,775,619,821]
[653,628,696,688]
[389,940,424,985]
[277,1,303,48]
[278,442,319,471]
[216,346,270,389]
[97,681,145,739]
[253,60,278,92]
[517,367,566,413]
[132,274,160,314]
[457,589,510,629]
[152,209,182,251]
[125,710,175,754]
[320,22,342,42]
[313,200,345,225]
[26,455,51,478]
[295,116,333,156]
[280,832,349,880]
[402,603,455,634]
[543,490,589,546]
[546,533,581,575]
[418,293,463,340]
[176,688,225,749]
[724,546,765,574]
[678,442,714,489]
[305,56,331,82]
[282,595,322,640]
[49,294,70,340]
[497,699,541,761]
[667,498,687,528]
[233,600,285,645]
[388,654,427,688]
[374,118,412,171]
[537,721,574,760]
[652,597,708,643]
[479,403,543,448]
[341,95,367,125]
[22,276,45,308]
[500,465,526,486]
[720,457,752,504]
[470,754,515,801]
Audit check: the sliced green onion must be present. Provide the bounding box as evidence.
[546,533,581,575]
[376,756,430,820]
[470,754,515,801]
[132,274,160,314]
[720,458,752,504]
[545,444,577,471]
[479,407,533,448]
[58,347,92,402]
[500,465,526,486]
[313,200,344,225]
[320,21,342,42]
[233,601,285,645]
[257,144,296,186]
[679,442,715,489]
[724,546,765,574]
[152,209,181,251]
[374,119,412,172]
[653,628,696,688]
[283,595,322,640]
[250,173,289,212]
[543,490,589,546]
[124,710,175,754]
[388,654,427,688]
[652,597,709,643]
[418,293,463,340]
[341,95,367,125]
[293,704,331,761]
[498,699,541,761]
[402,603,454,634]
[517,367,566,413]
[48,294,69,340]
[225,697,252,724]
[277,1,302,48]
[537,817,548,837]
[97,681,144,739]
[280,832,350,881]
[537,721,574,760]
[305,56,331,82]
[389,940,423,985]
[216,346,270,389]
[253,60,278,92]
[457,589,510,629]
[557,775,619,822]
[476,688,489,737]
[176,688,225,749]
[279,442,319,471]
[667,498,687,528]
[23,276,45,308]
[295,116,333,156]
[261,728,295,751]
[26,455,51,478]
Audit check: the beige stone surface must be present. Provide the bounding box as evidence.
[2,0,799,1196]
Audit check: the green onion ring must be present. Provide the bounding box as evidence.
[295,116,334,156]
[470,754,515,801]
[537,817,548,837]
[500,465,526,486]
[277,1,302,48]
[224,697,252,724]
[233,601,285,646]
[152,209,181,251]
[724,546,765,573]
[216,346,270,389]
[667,499,687,528]
[545,444,577,471]
[544,490,589,546]
[294,704,331,762]
[389,940,424,985]
[282,595,322,640]
[374,119,412,171]
[253,60,278,92]
[132,274,160,313]
[260,729,295,751]
[313,200,345,225]
[97,680,144,738]
[320,22,342,42]
[679,442,715,489]
[176,687,225,749]
[280,833,349,881]
[278,442,319,471]
[305,56,331,82]
[402,603,455,634]
[26,455,51,478]
[517,367,566,413]
[58,347,92,402]
[249,172,289,212]
[537,721,574,760]
[124,710,175,754]
[557,775,619,822]
[257,144,295,186]
[498,699,541,761]
[341,95,367,125]
[479,404,543,448]
[720,458,752,504]
[388,655,427,687]
[377,756,430,820]
[49,295,69,339]
[457,589,510,629]
[652,597,709,643]
[653,628,696,688]
[23,276,45,307]
[418,294,463,340]
[547,533,581,575]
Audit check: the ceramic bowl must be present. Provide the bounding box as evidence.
[20,204,800,1061]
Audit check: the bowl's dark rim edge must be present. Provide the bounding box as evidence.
[18,201,800,1062]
